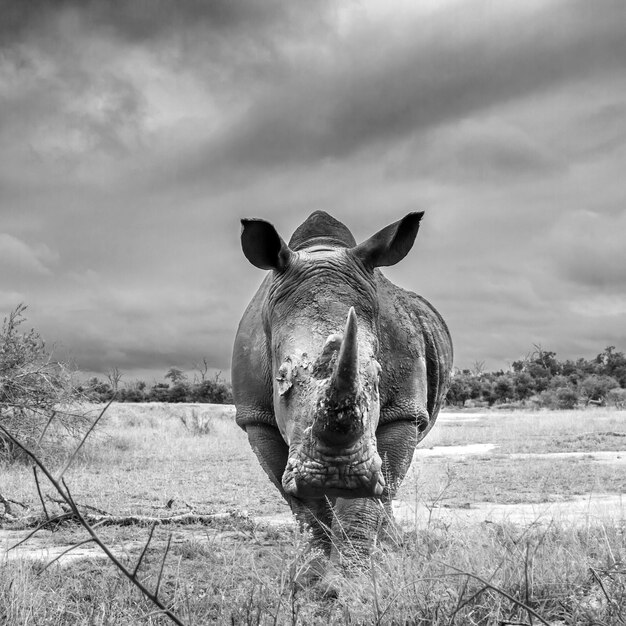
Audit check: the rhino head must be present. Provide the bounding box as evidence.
[239,211,424,500]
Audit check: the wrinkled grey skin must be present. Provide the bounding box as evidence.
[232,211,453,583]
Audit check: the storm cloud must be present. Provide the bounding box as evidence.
[1,0,625,381]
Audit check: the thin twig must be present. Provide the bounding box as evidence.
[33,467,50,522]
[449,583,490,621]
[9,513,75,551]
[36,410,57,446]
[370,553,382,625]
[4,402,93,423]
[420,553,552,626]
[9,510,237,530]
[37,538,96,574]
[590,567,620,616]
[155,533,173,598]
[524,541,533,624]
[56,397,115,480]
[133,522,158,578]
[46,495,110,516]
[449,521,547,623]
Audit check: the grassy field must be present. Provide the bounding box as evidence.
[1,404,625,624]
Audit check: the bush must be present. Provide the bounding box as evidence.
[554,387,579,410]
[445,346,626,409]
[179,409,213,435]
[168,382,190,403]
[535,387,579,410]
[607,387,626,409]
[493,376,515,404]
[580,374,620,405]
[189,377,233,404]
[0,304,85,461]
[82,377,114,402]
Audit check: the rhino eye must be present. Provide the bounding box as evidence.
[276,360,294,396]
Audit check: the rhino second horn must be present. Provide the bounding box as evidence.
[331,307,359,397]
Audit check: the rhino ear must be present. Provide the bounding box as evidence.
[241,218,294,272]
[351,211,424,268]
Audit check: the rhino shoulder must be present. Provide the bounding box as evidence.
[232,276,276,430]
[375,273,453,431]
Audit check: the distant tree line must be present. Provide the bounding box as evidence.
[446,345,626,409]
[80,345,626,410]
[79,366,233,404]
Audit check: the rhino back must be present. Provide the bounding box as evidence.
[232,276,275,429]
[376,272,453,435]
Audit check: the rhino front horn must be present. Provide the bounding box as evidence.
[331,307,359,398]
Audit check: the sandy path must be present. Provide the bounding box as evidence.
[0,526,248,565]
[414,443,626,464]
[393,493,625,528]
[4,490,623,566]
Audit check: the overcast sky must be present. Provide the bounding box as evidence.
[1,0,625,383]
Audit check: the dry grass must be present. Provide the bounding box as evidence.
[1,404,625,624]
[407,408,626,505]
[1,403,287,519]
[1,516,624,624]
[429,408,625,453]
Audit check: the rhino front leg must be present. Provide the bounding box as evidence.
[245,424,334,555]
[375,420,420,542]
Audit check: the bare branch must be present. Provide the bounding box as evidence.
[36,411,57,446]
[155,533,173,598]
[133,522,158,579]
[106,367,123,392]
[37,538,96,574]
[8,513,76,551]
[56,397,114,481]
[10,510,242,531]
[33,467,50,522]
[417,552,552,626]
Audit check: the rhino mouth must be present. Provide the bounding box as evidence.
[282,437,385,499]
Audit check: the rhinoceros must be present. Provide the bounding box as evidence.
[232,210,452,581]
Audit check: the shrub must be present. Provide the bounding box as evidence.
[580,374,620,405]
[493,375,515,404]
[82,377,114,402]
[179,408,213,435]
[148,383,170,402]
[0,304,84,461]
[189,377,233,404]
[536,389,557,409]
[168,382,190,403]
[554,386,579,410]
[536,387,579,410]
[607,387,626,409]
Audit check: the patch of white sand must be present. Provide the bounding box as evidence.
[508,451,626,464]
[438,412,489,422]
[3,493,625,565]
[415,443,496,457]
[393,494,625,528]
